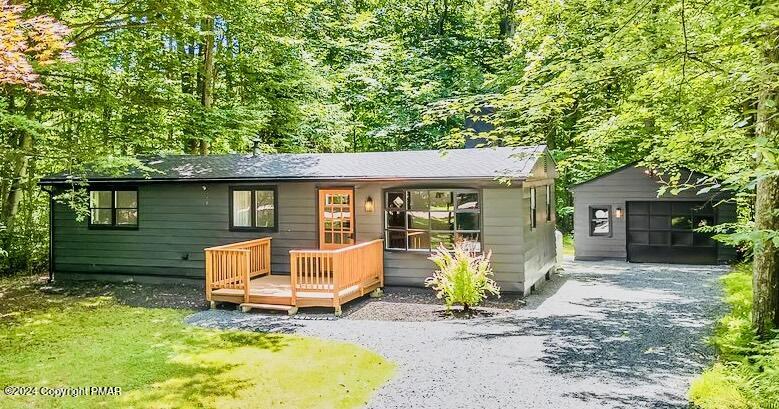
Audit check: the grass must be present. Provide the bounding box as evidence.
[562,233,575,256]
[0,275,394,409]
[688,264,779,409]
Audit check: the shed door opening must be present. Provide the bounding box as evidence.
[626,201,717,264]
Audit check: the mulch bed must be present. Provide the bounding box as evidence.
[9,275,527,321]
[339,286,526,321]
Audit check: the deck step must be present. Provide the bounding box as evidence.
[239,303,298,315]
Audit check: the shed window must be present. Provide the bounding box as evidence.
[89,188,138,228]
[230,187,277,231]
[590,206,611,236]
[384,189,481,252]
[530,187,537,229]
[545,185,552,222]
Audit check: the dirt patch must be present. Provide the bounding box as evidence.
[0,274,208,313]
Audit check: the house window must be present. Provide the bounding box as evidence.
[88,188,138,229]
[545,185,552,222]
[384,189,481,252]
[530,187,537,229]
[230,187,277,231]
[590,206,611,236]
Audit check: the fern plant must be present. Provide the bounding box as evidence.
[425,242,500,312]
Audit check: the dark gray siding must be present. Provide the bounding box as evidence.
[53,179,540,291]
[570,166,736,261]
[54,182,317,281]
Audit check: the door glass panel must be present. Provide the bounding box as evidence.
[650,202,671,215]
[671,216,692,230]
[672,232,693,246]
[386,230,406,249]
[629,215,649,229]
[650,231,669,245]
[629,231,649,244]
[387,192,405,209]
[694,216,715,228]
[650,216,670,230]
[629,202,649,214]
[386,211,405,228]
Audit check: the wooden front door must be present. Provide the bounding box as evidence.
[318,189,355,249]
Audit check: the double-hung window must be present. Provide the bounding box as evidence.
[88,188,138,229]
[384,189,481,252]
[230,187,277,231]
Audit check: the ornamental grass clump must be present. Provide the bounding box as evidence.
[425,242,500,312]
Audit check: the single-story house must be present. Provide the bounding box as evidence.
[570,163,736,264]
[39,146,557,313]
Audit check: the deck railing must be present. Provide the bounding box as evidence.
[205,237,272,302]
[289,239,384,305]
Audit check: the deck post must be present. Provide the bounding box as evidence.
[242,250,251,304]
[205,250,212,301]
[289,252,298,306]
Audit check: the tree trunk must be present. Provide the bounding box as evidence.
[499,0,516,38]
[2,97,34,224]
[752,33,779,338]
[199,14,214,156]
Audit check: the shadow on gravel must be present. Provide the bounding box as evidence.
[562,390,686,409]
[451,261,727,407]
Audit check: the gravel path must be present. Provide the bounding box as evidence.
[186,260,728,408]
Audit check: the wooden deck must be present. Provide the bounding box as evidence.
[205,238,383,315]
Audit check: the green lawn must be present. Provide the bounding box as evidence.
[0,276,394,409]
[562,234,575,257]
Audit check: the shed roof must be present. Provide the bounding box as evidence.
[40,146,548,184]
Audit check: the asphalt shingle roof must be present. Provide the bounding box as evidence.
[40,146,547,184]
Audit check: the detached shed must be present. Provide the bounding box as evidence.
[570,163,736,264]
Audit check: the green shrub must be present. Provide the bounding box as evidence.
[689,264,779,409]
[425,242,500,311]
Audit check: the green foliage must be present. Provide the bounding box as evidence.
[689,264,779,409]
[425,242,500,311]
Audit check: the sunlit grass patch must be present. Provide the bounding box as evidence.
[0,275,394,409]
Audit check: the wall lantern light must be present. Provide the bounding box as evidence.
[614,207,624,219]
[365,196,375,213]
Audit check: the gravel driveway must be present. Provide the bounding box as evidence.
[187,260,728,408]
